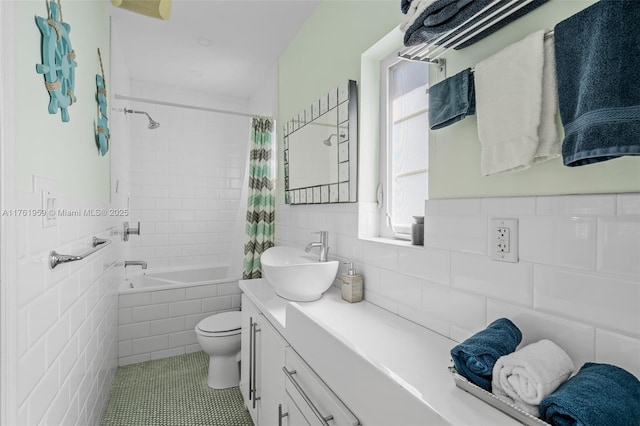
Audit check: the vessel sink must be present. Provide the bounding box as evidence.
[261,246,339,302]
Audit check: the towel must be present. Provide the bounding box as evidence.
[491,339,574,417]
[450,318,522,391]
[475,30,560,176]
[400,0,436,33]
[429,68,475,130]
[403,0,549,49]
[539,362,640,426]
[554,0,640,167]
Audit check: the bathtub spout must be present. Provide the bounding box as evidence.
[125,260,147,269]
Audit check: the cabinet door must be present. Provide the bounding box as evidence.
[241,295,261,424]
[281,391,313,426]
[257,313,287,426]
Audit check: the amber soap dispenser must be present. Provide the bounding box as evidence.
[341,262,363,303]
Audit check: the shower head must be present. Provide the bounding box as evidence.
[124,108,160,129]
[322,133,346,147]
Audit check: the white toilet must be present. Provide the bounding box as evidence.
[194,311,242,389]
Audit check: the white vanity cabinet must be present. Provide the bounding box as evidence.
[241,295,288,426]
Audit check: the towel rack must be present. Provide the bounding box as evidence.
[49,236,111,269]
[399,0,544,65]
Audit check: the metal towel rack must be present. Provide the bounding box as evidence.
[399,0,545,66]
[49,237,111,269]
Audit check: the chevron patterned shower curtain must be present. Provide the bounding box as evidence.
[243,117,276,279]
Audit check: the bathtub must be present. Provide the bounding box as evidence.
[118,265,242,366]
[121,265,235,293]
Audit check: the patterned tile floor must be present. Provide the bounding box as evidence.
[101,351,254,426]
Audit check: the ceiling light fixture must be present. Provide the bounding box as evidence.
[111,0,172,20]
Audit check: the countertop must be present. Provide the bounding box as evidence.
[240,279,520,426]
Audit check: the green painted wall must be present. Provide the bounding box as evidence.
[17,0,110,200]
[279,0,640,201]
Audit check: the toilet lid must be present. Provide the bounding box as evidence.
[197,311,241,334]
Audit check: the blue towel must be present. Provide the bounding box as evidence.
[555,0,640,167]
[539,362,640,426]
[404,0,549,49]
[401,0,413,14]
[450,318,522,391]
[429,68,475,130]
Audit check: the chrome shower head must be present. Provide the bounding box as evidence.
[124,108,160,129]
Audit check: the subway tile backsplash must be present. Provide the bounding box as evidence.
[276,193,640,378]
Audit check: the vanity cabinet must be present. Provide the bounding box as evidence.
[241,295,288,426]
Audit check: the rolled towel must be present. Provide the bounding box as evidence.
[491,339,574,417]
[451,318,522,391]
[539,362,640,426]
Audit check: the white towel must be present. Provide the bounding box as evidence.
[400,0,436,33]
[492,339,574,417]
[475,30,560,176]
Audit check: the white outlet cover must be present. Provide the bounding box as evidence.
[490,218,518,262]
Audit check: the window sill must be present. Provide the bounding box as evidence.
[359,236,425,250]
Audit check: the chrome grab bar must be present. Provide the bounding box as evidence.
[278,403,288,426]
[49,237,111,269]
[282,368,334,426]
[252,320,261,409]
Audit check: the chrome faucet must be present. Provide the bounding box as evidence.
[124,260,147,269]
[305,231,329,262]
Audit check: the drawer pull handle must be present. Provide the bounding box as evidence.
[278,403,288,426]
[283,367,334,425]
[252,321,261,409]
[248,318,254,401]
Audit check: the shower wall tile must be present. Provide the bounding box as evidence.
[276,193,640,375]
[129,80,251,270]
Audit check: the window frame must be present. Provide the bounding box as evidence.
[378,51,430,240]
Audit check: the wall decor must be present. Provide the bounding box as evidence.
[35,0,77,122]
[284,80,358,205]
[96,48,109,156]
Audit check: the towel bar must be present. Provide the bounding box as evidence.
[49,236,111,269]
[399,0,549,65]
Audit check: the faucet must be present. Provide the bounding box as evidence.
[125,260,147,269]
[305,231,329,262]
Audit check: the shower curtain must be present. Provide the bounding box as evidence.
[243,116,276,279]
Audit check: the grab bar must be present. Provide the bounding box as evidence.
[49,236,111,269]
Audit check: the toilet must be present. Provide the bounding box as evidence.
[194,311,242,389]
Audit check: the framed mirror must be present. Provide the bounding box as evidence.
[284,80,358,204]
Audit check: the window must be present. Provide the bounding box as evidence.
[379,52,430,239]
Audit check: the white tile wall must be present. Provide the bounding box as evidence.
[128,80,251,270]
[275,193,640,377]
[117,282,242,365]
[13,190,124,426]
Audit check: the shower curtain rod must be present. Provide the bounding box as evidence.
[114,94,260,118]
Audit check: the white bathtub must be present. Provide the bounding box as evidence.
[118,265,242,365]
[121,265,236,294]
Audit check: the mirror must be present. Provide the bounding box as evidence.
[284,80,358,204]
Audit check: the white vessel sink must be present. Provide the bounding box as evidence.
[261,246,339,302]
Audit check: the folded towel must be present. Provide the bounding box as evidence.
[451,318,522,391]
[475,30,560,176]
[539,362,640,426]
[404,0,549,49]
[492,339,574,416]
[429,68,475,130]
[400,0,436,33]
[554,0,640,167]
[401,0,412,14]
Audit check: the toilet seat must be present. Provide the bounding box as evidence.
[196,311,241,337]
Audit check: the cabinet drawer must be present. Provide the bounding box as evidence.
[283,347,359,426]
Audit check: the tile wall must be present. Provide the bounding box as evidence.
[117,281,242,366]
[14,190,125,426]
[275,193,640,378]
[128,80,251,271]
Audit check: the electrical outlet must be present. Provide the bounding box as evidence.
[490,218,518,262]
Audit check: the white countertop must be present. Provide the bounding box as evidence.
[240,279,520,426]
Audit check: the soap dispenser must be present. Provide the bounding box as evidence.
[341,262,363,303]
